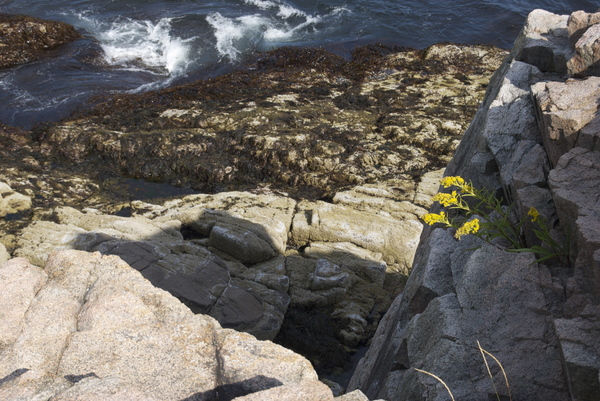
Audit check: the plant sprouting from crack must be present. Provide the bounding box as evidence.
[422,176,570,267]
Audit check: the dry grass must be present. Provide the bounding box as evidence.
[414,341,512,401]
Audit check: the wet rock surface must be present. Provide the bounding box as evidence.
[350,9,600,401]
[0,14,81,68]
[39,43,506,199]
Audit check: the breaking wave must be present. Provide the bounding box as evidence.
[206,0,338,61]
[75,14,194,76]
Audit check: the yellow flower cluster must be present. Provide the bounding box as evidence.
[440,176,465,188]
[455,218,480,239]
[432,191,459,207]
[441,176,473,193]
[528,207,540,222]
[422,211,449,226]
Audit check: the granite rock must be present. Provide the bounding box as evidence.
[13,205,287,341]
[0,250,323,400]
[568,11,600,47]
[532,77,600,167]
[0,242,9,266]
[567,23,600,77]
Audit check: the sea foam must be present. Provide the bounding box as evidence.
[72,12,193,76]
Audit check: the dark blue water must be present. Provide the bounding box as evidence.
[0,0,598,127]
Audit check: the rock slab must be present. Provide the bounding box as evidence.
[0,250,329,401]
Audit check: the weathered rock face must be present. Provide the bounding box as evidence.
[532,77,600,167]
[0,250,332,401]
[567,11,600,77]
[0,40,505,384]
[14,195,295,341]
[350,9,600,401]
[0,182,31,218]
[0,14,81,68]
[10,184,429,375]
[37,43,506,199]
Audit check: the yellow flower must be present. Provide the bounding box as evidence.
[423,211,449,226]
[454,218,480,239]
[432,191,460,207]
[440,176,466,189]
[528,207,540,222]
[440,176,476,194]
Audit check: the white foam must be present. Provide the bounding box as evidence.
[207,0,324,62]
[97,17,192,75]
[206,12,268,61]
[244,0,279,10]
[277,4,305,19]
[70,12,193,76]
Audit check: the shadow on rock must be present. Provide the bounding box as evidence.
[180,375,282,401]
[13,192,404,382]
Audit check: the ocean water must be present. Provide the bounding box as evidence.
[0,0,598,127]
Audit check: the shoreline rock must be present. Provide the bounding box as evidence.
[0,13,510,399]
[38,43,506,200]
[0,14,81,69]
[349,9,600,400]
[0,250,333,400]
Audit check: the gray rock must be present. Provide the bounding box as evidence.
[290,200,423,269]
[209,222,276,264]
[512,143,552,190]
[148,192,297,256]
[413,168,446,209]
[516,185,559,248]
[484,61,542,184]
[513,9,570,74]
[310,260,351,294]
[332,183,429,221]
[549,148,600,282]
[573,210,600,299]
[209,284,265,330]
[303,242,387,287]
[0,250,322,400]
[351,242,569,401]
[351,10,600,401]
[532,77,600,167]
[579,113,600,152]
[554,316,600,401]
